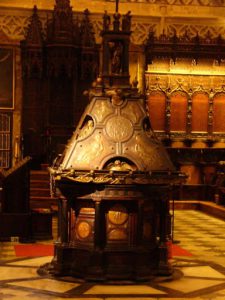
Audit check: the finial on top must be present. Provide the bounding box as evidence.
[115,0,119,13]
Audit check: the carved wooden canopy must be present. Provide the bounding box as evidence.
[145,30,225,66]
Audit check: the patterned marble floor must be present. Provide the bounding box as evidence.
[0,209,225,300]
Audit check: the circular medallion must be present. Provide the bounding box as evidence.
[77,221,91,239]
[108,210,128,225]
[105,116,133,142]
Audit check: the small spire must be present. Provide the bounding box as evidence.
[115,0,119,13]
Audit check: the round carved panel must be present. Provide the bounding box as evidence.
[105,116,133,142]
[77,221,91,239]
[108,210,128,225]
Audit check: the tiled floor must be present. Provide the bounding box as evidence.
[0,209,225,299]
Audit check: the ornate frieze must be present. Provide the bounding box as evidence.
[0,6,225,45]
[105,0,225,5]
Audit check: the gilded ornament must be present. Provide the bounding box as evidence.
[106,116,133,142]
[77,221,91,239]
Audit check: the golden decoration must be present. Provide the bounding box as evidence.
[108,209,128,225]
[106,116,133,142]
[108,229,128,240]
[77,221,91,239]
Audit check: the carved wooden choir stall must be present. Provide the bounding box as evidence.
[39,8,186,281]
[0,157,32,241]
[21,2,98,167]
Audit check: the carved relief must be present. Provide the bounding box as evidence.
[107,204,128,242]
[105,0,225,5]
[134,134,162,166]
[121,101,143,124]
[121,129,174,170]
[146,72,225,139]
[146,73,225,93]
[131,22,158,45]
[166,24,225,40]
[105,116,133,142]
[108,209,128,225]
[76,221,91,239]
[1,7,225,46]
[91,99,113,123]
[78,119,94,140]
[76,133,104,164]
[106,159,136,171]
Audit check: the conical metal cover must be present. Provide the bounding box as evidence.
[59,88,174,172]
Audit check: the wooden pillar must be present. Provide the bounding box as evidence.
[158,187,172,275]
[57,194,68,244]
[165,92,171,134]
[94,200,101,250]
[137,199,144,245]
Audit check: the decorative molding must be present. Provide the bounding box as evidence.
[146,73,225,142]
[105,0,225,6]
[0,7,225,45]
[146,73,225,93]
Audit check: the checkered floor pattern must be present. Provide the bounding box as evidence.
[0,209,225,299]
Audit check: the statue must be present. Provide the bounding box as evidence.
[122,11,131,31]
[110,41,123,74]
[103,10,110,31]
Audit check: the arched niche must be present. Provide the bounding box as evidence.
[170,91,188,132]
[191,91,209,133]
[147,90,166,131]
[212,92,225,133]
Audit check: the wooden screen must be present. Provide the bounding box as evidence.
[212,92,225,133]
[191,92,209,133]
[180,165,201,184]
[147,91,166,131]
[0,112,11,168]
[170,91,188,132]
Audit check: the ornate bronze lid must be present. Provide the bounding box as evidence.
[50,9,186,185]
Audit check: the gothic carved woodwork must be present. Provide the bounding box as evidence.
[0,113,12,168]
[21,6,43,78]
[215,161,225,205]
[145,30,225,65]
[170,91,188,132]
[102,0,225,5]
[192,92,209,133]
[79,9,99,80]
[146,74,225,143]
[147,91,166,131]
[145,32,225,142]
[0,157,32,241]
[2,2,225,47]
[21,2,99,165]
[212,93,225,133]
[21,6,45,164]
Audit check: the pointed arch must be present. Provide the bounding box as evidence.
[191,91,209,133]
[147,90,166,131]
[212,92,225,133]
[170,90,188,132]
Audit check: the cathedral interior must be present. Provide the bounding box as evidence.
[0,0,225,299]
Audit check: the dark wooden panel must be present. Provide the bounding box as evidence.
[192,92,209,132]
[147,91,166,131]
[170,91,187,132]
[212,92,225,133]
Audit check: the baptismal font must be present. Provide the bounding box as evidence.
[43,5,186,281]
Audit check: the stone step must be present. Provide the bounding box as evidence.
[30,170,50,181]
[30,196,58,211]
[30,188,51,197]
[30,179,50,189]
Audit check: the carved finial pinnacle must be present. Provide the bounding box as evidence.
[116,0,119,13]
